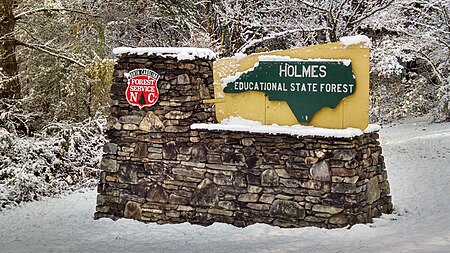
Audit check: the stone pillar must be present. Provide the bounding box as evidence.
[95,49,216,219]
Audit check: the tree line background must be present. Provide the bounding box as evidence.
[1,0,449,129]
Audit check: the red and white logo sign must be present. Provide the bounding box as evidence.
[125,69,160,109]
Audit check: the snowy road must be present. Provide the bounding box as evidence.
[1,118,449,253]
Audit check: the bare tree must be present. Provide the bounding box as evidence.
[0,0,20,98]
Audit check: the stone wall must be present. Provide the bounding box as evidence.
[95,51,393,228]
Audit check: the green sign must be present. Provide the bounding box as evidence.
[223,60,356,122]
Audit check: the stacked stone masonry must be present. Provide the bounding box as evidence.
[95,52,393,229]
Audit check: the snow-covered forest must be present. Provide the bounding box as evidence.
[0,0,449,220]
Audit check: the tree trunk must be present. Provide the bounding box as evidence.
[0,0,20,98]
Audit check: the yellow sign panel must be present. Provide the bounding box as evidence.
[210,42,369,130]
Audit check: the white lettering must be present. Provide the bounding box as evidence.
[130,92,138,102]
[319,65,327,78]
[148,93,157,103]
[279,64,287,77]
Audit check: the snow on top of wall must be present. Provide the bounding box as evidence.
[191,116,379,138]
[112,47,216,60]
[339,35,371,47]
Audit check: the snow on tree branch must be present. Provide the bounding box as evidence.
[15,40,87,68]
[14,8,99,21]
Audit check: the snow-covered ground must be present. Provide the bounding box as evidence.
[1,118,449,253]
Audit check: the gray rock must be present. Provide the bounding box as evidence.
[103,143,118,154]
[367,177,381,204]
[334,149,357,161]
[177,74,190,84]
[310,161,330,181]
[119,115,143,124]
[164,126,189,133]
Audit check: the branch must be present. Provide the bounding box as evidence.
[297,0,329,13]
[335,0,351,23]
[417,50,445,85]
[237,27,332,54]
[15,8,99,21]
[349,0,395,26]
[15,40,87,68]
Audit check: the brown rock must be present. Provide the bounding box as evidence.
[146,184,169,203]
[191,178,219,207]
[213,174,233,186]
[169,194,189,205]
[218,201,238,210]
[247,203,270,211]
[331,182,357,193]
[124,201,142,220]
[241,138,254,146]
[208,208,233,217]
[191,143,207,162]
[164,111,193,120]
[133,142,148,158]
[139,111,165,132]
[232,172,247,188]
[269,200,305,219]
[222,152,245,165]
[248,185,263,193]
[238,193,259,202]
[329,214,349,225]
[275,169,290,178]
[118,165,138,184]
[101,158,118,172]
[107,116,121,130]
[312,204,343,214]
[261,169,279,186]
[162,141,177,160]
[259,194,276,204]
